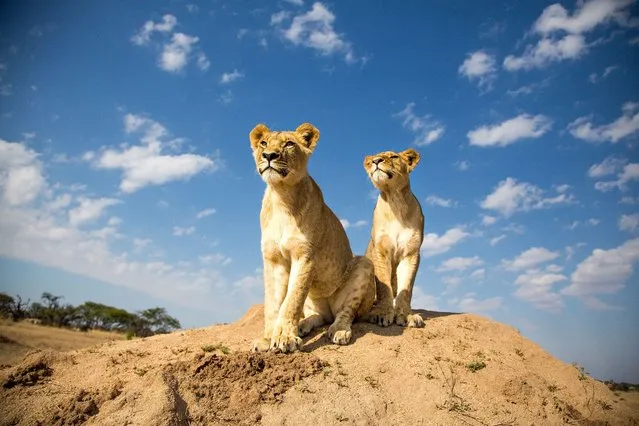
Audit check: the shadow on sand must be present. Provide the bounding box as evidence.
[301,308,459,353]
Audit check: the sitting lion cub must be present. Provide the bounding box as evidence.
[364,148,425,328]
[249,122,376,353]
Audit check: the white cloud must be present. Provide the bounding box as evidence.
[421,226,470,257]
[506,79,551,97]
[504,0,636,72]
[588,155,627,177]
[503,34,587,71]
[568,101,639,143]
[589,65,618,83]
[160,33,199,73]
[533,0,636,35]
[271,11,291,25]
[620,196,639,204]
[132,15,208,74]
[68,197,121,227]
[425,195,455,208]
[455,160,470,171]
[458,50,497,90]
[411,286,439,311]
[131,14,177,46]
[88,114,218,193]
[593,162,639,192]
[481,177,575,217]
[458,296,502,312]
[220,69,244,84]
[394,102,445,146]
[437,256,483,272]
[619,213,639,232]
[502,247,560,271]
[273,2,360,63]
[467,114,552,147]
[563,237,639,298]
[0,139,46,206]
[490,235,506,246]
[186,4,199,13]
[442,276,462,287]
[340,219,368,230]
[565,242,587,260]
[284,0,304,5]
[470,268,485,280]
[173,226,195,237]
[481,214,497,226]
[196,208,216,219]
[514,269,566,311]
[199,253,232,266]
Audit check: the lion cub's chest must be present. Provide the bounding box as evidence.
[375,220,418,259]
[261,211,307,261]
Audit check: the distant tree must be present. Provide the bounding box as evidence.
[0,293,14,318]
[139,307,181,334]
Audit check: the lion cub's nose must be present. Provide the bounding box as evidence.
[372,158,383,165]
[262,151,280,161]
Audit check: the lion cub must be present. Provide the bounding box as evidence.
[249,122,376,353]
[364,148,425,328]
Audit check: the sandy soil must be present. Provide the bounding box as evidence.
[1,305,637,425]
[0,319,125,367]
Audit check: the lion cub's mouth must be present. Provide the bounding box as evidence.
[259,165,289,177]
[371,166,392,179]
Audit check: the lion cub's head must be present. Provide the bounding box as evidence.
[249,123,320,186]
[363,148,420,191]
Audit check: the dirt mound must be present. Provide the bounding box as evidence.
[1,305,637,425]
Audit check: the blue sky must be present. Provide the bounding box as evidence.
[1,0,638,381]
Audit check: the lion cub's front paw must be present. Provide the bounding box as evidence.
[270,335,303,353]
[270,320,302,353]
[369,304,394,327]
[395,308,425,328]
[327,323,352,345]
[251,337,271,352]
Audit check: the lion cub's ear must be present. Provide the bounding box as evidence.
[400,148,420,172]
[295,123,320,151]
[249,124,270,151]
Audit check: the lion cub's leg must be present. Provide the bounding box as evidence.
[298,298,329,337]
[251,258,290,352]
[394,253,424,328]
[327,256,375,345]
[368,242,395,327]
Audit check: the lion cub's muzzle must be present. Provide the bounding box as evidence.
[259,151,289,177]
[369,161,393,179]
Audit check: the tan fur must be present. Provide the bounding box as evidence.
[364,148,425,328]
[249,122,376,353]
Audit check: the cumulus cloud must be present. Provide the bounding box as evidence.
[437,256,483,272]
[68,197,121,227]
[588,156,627,177]
[589,65,619,83]
[421,226,470,257]
[196,208,216,219]
[481,215,497,226]
[502,247,560,271]
[219,69,244,84]
[481,177,575,217]
[470,268,485,280]
[340,219,368,230]
[490,235,506,246]
[87,114,218,194]
[425,195,456,208]
[0,139,46,206]
[172,226,195,237]
[563,237,639,298]
[272,2,360,63]
[131,15,209,74]
[592,162,639,192]
[514,269,566,311]
[458,50,497,90]
[504,0,636,71]
[619,213,639,232]
[467,114,552,147]
[568,101,639,143]
[131,14,177,46]
[394,102,445,146]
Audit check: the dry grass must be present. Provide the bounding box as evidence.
[0,319,125,366]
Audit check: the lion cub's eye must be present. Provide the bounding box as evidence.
[390,155,399,159]
[260,141,267,148]
[284,141,296,148]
